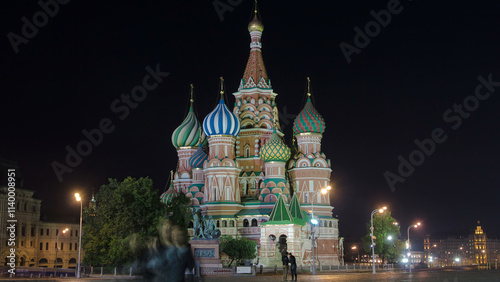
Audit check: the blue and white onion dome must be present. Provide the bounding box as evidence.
[171,104,202,148]
[203,98,241,137]
[189,144,208,168]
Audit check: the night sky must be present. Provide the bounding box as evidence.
[2,0,500,248]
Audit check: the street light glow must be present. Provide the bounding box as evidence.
[387,235,393,241]
[311,218,318,225]
[320,188,328,195]
[455,258,460,262]
[75,193,81,201]
[351,246,357,250]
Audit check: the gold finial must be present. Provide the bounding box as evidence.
[219,76,225,96]
[254,0,258,14]
[306,77,311,97]
[170,170,174,181]
[190,84,194,103]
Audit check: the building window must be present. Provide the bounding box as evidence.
[31,227,35,237]
[56,229,59,236]
[40,243,43,250]
[75,243,78,250]
[223,220,227,227]
[46,229,49,236]
[243,219,249,227]
[61,243,64,250]
[55,243,57,250]
[230,221,235,227]
[46,243,48,250]
[70,243,72,251]
[70,230,73,236]
[76,230,78,237]
[251,219,258,227]
[30,241,33,247]
[24,203,27,211]
[40,229,43,236]
[21,241,24,246]
[21,226,26,236]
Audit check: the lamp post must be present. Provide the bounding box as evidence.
[75,193,83,279]
[55,228,68,277]
[306,185,331,275]
[352,246,360,263]
[407,222,421,273]
[370,206,387,274]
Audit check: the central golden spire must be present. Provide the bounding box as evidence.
[248,0,264,32]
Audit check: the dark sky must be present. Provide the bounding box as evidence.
[2,0,500,249]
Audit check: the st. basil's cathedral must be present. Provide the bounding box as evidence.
[161,9,342,267]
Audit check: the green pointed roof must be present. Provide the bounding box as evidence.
[261,194,298,225]
[289,194,304,220]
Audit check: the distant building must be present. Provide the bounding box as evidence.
[0,159,82,269]
[424,222,500,267]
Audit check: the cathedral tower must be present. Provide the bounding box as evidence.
[171,85,205,193]
[202,78,242,216]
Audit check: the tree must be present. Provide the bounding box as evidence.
[362,211,401,263]
[82,177,167,266]
[164,192,192,231]
[219,235,257,267]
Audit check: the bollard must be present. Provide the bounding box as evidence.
[60,274,63,278]
[101,266,104,276]
[274,264,277,274]
[299,265,302,273]
[329,265,332,271]
[114,267,117,276]
[260,265,263,274]
[337,265,340,271]
[38,273,41,278]
[345,263,348,270]
[66,273,68,277]
[91,266,94,275]
[130,266,133,276]
[30,273,33,278]
[50,274,53,278]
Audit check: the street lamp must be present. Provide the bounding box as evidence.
[407,222,421,273]
[352,246,360,263]
[55,228,68,277]
[370,206,387,274]
[387,235,393,241]
[306,185,331,275]
[75,193,83,279]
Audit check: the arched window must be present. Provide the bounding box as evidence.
[223,220,227,227]
[324,221,327,227]
[251,219,258,227]
[216,220,220,227]
[230,220,235,227]
[243,219,249,227]
[69,258,77,264]
[329,221,332,227]
[245,145,250,158]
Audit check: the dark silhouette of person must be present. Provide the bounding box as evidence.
[288,252,297,281]
[282,253,289,281]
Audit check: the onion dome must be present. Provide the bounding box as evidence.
[188,145,208,169]
[171,85,202,148]
[259,129,291,162]
[293,79,326,135]
[160,172,179,204]
[203,78,241,137]
[248,14,264,32]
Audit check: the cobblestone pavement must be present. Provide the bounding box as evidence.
[1,270,500,281]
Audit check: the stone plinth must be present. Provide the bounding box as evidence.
[190,239,222,268]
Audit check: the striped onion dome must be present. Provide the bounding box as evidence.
[160,182,179,204]
[189,145,208,168]
[259,129,291,162]
[171,104,202,148]
[293,97,326,135]
[203,99,241,137]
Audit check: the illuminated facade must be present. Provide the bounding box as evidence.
[424,222,500,267]
[162,8,342,267]
[0,160,81,269]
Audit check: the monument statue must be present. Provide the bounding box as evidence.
[202,215,221,239]
[192,208,205,239]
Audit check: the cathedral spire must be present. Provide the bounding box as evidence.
[242,2,269,89]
